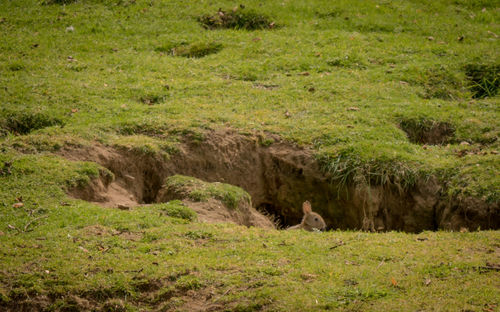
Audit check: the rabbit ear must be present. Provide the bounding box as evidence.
[302,201,312,214]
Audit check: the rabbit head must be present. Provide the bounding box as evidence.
[301,201,326,231]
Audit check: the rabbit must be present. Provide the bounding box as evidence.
[287,201,326,231]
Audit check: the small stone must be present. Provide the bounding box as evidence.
[117,204,130,210]
[124,174,135,181]
[460,141,470,146]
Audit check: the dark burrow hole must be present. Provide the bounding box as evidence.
[399,117,455,145]
[255,202,300,229]
[68,131,499,232]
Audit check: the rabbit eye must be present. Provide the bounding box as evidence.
[314,217,318,221]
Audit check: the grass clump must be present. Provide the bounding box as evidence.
[164,175,251,209]
[149,201,197,222]
[326,54,366,69]
[41,0,78,4]
[139,94,166,105]
[415,66,465,100]
[464,63,500,99]
[0,109,65,136]
[198,7,275,30]
[8,62,23,71]
[170,42,223,58]
[317,151,422,194]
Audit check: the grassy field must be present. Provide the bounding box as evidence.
[0,0,499,310]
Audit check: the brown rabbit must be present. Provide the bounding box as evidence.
[287,201,326,231]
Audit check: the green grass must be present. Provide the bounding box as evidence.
[0,0,499,310]
[149,201,198,222]
[1,195,499,310]
[1,0,498,201]
[169,41,223,58]
[163,175,252,209]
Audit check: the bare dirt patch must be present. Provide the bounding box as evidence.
[83,224,114,236]
[179,198,274,229]
[63,129,498,232]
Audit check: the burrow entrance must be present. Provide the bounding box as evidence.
[63,129,498,232]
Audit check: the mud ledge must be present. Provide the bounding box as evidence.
[62,129,499,232]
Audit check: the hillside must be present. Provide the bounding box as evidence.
[0,0,499,310]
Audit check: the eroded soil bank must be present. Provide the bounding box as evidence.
[64,129,499,232]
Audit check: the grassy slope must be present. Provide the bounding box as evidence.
[0,0,498,199]
[1,187,499,310]
[0,0,499,310]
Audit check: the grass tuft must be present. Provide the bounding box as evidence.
[464,63,499,99]
[163,175,251,209]
[170,42,223,58]
[416,66,465,100]
[149,201,197,222]
[8,63,23,71]
[41,0,78,4]
[198,7,275,30]
[317,151,422,195]
[326,54,366,69]
[0,109,65,135]
[139,94,167,105]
